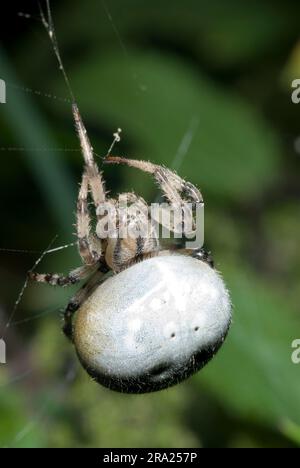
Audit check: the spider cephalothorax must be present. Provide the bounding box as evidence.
[29,103,231,393]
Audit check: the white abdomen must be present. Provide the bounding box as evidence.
[74,254,231,393]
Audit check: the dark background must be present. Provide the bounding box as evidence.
[0,0,300,448]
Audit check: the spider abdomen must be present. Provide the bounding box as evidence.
[73,255,231,393]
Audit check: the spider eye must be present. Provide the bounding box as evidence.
[73,255,231,394]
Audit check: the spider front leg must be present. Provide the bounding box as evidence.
[105,156,203,206]
[73,104,109,259]
[73,104,106,207]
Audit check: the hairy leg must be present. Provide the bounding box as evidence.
[30,170,104,287]
[105,156,203,238]
[105,156,203,205]
[28,263,97,287]
[77,172,102,265]
[73,104,106,207]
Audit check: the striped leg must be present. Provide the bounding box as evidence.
[77,172,102,265]
[105,156,203,206]
[28,263,96,287]
[73,104,106,207]
[29,170,102,287]
[104,156,203,237]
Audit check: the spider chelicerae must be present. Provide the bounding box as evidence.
[27,1,231,393]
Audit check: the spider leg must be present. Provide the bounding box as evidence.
[105,156,203,238]
[63,268,109,341]
[77,171,102,265]
[105,156,203,205]
[33,159,105,288]
[73,104,106,206]
[28,263,97,287]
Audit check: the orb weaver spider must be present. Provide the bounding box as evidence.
[28,1,231,393]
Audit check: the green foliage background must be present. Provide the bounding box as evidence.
[0,0,300,448]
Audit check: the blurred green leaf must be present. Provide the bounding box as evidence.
[282,40,300,86]
[263,202,300,281]
[280,419,300,446]
[195,0,299,67]
[0,382,45,447]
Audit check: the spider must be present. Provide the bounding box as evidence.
[25,0,231,392]
[28,103,231,394]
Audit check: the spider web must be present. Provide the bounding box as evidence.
[0,1,200,448]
